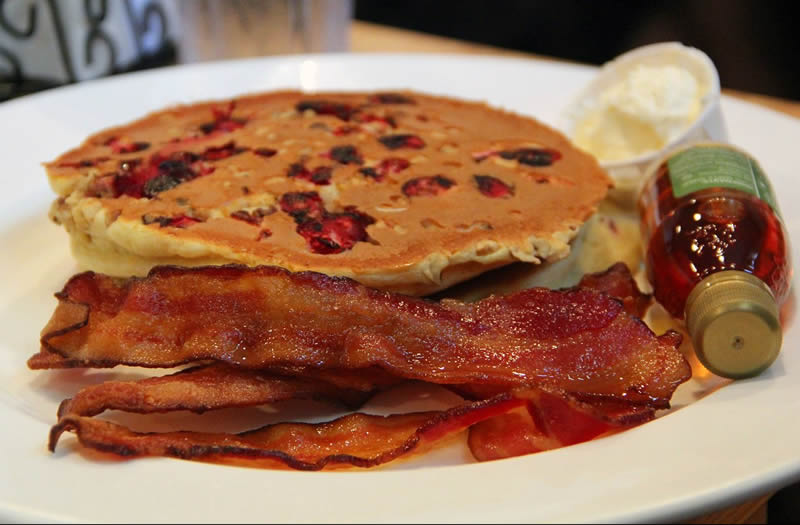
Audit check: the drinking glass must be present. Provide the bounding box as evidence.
[175,0,352,63]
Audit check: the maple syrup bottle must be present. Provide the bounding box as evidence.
[638,142,792,378]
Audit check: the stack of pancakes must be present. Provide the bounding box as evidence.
[46,90,610,295]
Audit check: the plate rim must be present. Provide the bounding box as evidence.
[1,51,798,524]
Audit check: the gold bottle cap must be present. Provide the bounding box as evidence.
[685,271,782,379]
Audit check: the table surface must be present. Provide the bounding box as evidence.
[348,19,797,525]
[350,20,800,121]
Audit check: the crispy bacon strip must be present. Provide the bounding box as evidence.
[468,389,645,461]
[576,262,652,318]
[50,384,649,469]
[31,264,689,406]
[447,384,657,423]
[469,405,556,459]
[266,365,402,392]
[54,364,387,420]
[461,263,660,463]
[51,394,527,470]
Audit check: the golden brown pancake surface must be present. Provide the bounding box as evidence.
[47,90,610,295]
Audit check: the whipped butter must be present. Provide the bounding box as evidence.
[573,64,707,162]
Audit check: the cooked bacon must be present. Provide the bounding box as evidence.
[50,375,655,468]
[469,405,556,459]
[31,264,689,406]
[51,393,526,470]
[37,263,687,469]
[446,384,659,424]
[266,365,401,392]
[468,389,644,461]
[576,262,652,318]
[55,364,384,419]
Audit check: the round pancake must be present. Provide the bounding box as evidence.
[46,90,610,295]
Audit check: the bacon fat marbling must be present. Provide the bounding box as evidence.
[31,264,689,406]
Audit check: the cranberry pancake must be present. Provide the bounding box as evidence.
[46,90,610,295]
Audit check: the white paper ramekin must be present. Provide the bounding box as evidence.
[559,42,728,205]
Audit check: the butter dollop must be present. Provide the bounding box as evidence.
[573,64,705,162]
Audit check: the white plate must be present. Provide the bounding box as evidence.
[1,53,798,524]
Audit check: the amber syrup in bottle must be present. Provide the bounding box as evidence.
[638,142,791,378]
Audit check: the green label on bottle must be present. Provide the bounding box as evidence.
[667,145,780,215]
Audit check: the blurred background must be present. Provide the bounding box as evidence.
[1,0,798,102]
[355,0,800,101]
[1,1,797,522]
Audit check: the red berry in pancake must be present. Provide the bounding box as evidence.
[333,125,358,136]
[57,157,110,168]
[402,175,455,197]
[287,163,309,180]
[309,166,333,185]
[328,145,363,165]
[474,175,514,198]
[287,164,332,185]
[200,102,246,135]
[379,134,425,150]
[355,113,397,129]
[142,215,202,228]
[280,192,374,254]
[200,142,248,161]
[231,207,276,225]
[296,100,355,121]
[98,143,246,199]
[297,211,374,255]
[472,147,562,166]
[499,148,562,166]
[279,192,325,222]
[254,147,277,158]
[142,172,186,197]
[367,93,415,105]
[105,137,150,154]
[359,158,410,182]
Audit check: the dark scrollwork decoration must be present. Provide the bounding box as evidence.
[1,0,174,101]
[0,46,21,102]
[124,0,169,57]
[46,0,77,82]
[83,0,117,76]
[1,0,35,99]
[0,0,38,38]
[1,44,61,101]
[0,46,21,81]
